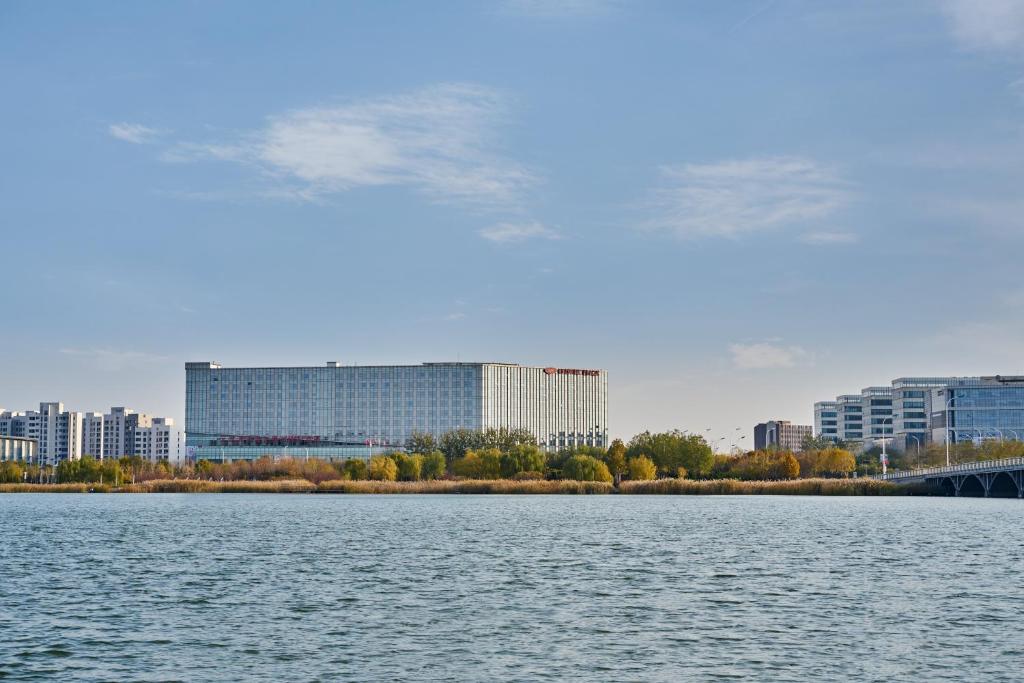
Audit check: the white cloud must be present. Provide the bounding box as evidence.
[108,123,163,144]
[478,221,560,243]
[729,342,808,369]
[164,83,535,208]
[799,230,859,245]
[941,0,1024,53]
[644,156,852,239]
[443,312,467,321]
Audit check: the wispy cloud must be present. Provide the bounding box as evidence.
[162,83,535,208]
[501,0,618,18]
[108,122,164,144]
[478,221,560,243]
[59,347,169,371]
[729,342,808,369]
[644,156,853,240]
[799,230,859,245]
[940,0,1024,54]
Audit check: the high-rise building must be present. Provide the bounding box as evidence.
[132,417,185,464]
[813,401,839,441]
[102,407,152,459]
[83,412,104,458]
[754,420,812,451]
[185,361,609,461]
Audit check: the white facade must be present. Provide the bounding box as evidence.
[83,412,104,458]
[103,407,152,458]
[0,436,37,463]
[132,418,185,464]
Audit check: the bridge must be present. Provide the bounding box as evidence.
[877,457,1024,497]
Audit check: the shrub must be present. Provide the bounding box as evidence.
[342,459,368,480]
[562,454,613,483]
[368,455,398,481]
[420,451,447,480]
[393,453,423,481]
[626,456,657,481]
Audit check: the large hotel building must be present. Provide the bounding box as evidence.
[185,361,608,461]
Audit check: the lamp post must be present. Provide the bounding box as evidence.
[907,434,921,469]
[943,392,957,467]
[878,416,893,475]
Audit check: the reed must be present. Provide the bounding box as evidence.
[0,483,99,493]
[122,479,317,493]
[316,479,614,494]
[618,477,930,496]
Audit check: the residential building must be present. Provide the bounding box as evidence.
[83,412,104,458]
[102,407,152,459]
[754,420,812,451]
[132,417,185,464]
[0,436,37,463]
[185,361,609,461]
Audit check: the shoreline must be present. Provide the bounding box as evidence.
[0,478,937,496]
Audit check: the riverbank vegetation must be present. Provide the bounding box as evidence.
[3,426,993,495]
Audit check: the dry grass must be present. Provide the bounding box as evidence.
[316,479,614,494]
[618,477,928,496]
[0,483,109,493]
[120,479,316,493]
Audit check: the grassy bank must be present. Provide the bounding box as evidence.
[315,479,614,494]
[0,482,110,493]
[122,479,317,493]
[618,477,935,496]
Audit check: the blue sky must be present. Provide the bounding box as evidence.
[3,0,1024,445]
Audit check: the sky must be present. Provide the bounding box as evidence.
[2,0,1024,447]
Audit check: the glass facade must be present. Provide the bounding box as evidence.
[934,379,1024,443]
[185,362,608,461]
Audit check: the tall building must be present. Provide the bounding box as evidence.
[836,394,864,443]
[132,417,185,464]
[813,401,838,441]
[185,361,609,461]
[83,412,104,458]
[754,420,812,451]
[102,407,152,459]
[930,376,1024,445]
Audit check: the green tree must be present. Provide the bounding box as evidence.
[626,455,657,481]
[604,439,628,481]
[562,454,613,483]
[368,455,398,481]
[499,444,546,478]
[626,430,714,478]
[342,458,368,480]
[0,461,25,483]
[481,427,537,451]
[393,453,423,481]
[420,451,447,480]
[439,428,484,463]
[405,432,438,454]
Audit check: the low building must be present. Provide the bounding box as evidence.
[754,420,812,451]
[0,436,37,463]
[930,376,1024,444]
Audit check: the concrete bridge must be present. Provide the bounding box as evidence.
[877,457,1024,497]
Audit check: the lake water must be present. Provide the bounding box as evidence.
[1,494,1022,681]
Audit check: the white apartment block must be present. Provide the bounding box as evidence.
[83,412,104,458]
[102,407,153,459]
[132,418,184,464]
[0,403,84,466]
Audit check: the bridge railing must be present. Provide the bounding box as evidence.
[877,457,1024,481]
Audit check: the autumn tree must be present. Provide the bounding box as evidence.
[562,454,613,483]
[368,455,398,481]
[626,455,657,481]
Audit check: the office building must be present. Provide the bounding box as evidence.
[0,435,37,463]
[813,401,838,441]
[930,376,1024,445]
[185,361,609,461]
[754,420,812,451]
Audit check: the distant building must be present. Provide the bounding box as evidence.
[185,361,609,461]
[815,375,1024,451]
[0,435,37,463]
[132,417,185,464]
[754,420,812,451]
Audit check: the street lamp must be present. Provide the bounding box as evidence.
[943,392,957,467]
[878,416,893,475]
[907,434,921,469]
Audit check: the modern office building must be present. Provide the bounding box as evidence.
[0,435,37,463]
[813,401,838,441]
[815,375,1024,451]
[754,420,812,451]
[185,361,609,461]
[929,376,1024,445]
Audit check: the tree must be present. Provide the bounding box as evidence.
[813,447,856,478]
[604,439,627,481]
[626,455,656,481]
[729,450,800,480]
[626,430,714,478]
[343,459,368,480]
[481,427,537,451]
[405,432,438,454]
[439,428,484,463]
[421,451,446,480]
[368,455,398,481]
[393,453,423,481]
[499,444,546,478]
[562,454,613,483]
[0,461,24,483]
[801,433,846,452]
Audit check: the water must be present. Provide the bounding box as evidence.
[1,494,1022,681]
